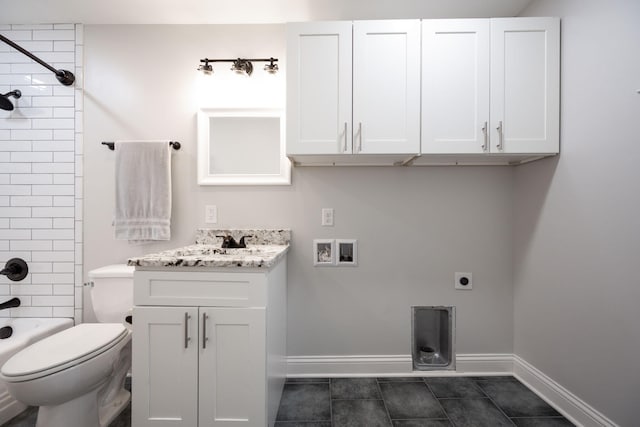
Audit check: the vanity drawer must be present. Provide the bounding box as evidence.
[134,270,267,307]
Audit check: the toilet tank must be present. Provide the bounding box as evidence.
[88,264,134,323]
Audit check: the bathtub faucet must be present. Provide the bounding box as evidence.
[0,297,20,311]
[0,258,29,281]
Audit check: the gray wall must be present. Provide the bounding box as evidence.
[83,25,515,355]
[515,1,640,425]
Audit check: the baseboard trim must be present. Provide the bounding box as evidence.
[513,355,618,427]
[286,353,513,377]
[286,353,618,427]
[0,390,27,426]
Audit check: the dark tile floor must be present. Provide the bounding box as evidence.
[0,401,131,427]
[276,376,575,427]
[2,376,573,427]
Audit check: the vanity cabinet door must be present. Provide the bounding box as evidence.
[132,307,199,427]
[490,17,560,154]
[198,307,267,426]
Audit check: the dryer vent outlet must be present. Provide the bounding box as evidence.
[411,306,455,371]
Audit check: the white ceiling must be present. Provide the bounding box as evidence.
[0,0,533,24]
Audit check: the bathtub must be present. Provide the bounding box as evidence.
[0,317,73,424]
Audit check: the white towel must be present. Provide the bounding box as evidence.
[114,140,172,243]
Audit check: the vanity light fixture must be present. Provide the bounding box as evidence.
[264,58,279,74]
[198,57,279,76]
[231,58,253,76]
[198,59,213,75]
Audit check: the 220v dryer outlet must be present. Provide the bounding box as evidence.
[455,272,472,290]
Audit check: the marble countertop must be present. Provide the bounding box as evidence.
[127,229,290,269]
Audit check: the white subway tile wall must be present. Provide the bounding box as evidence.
[0,24,83,323]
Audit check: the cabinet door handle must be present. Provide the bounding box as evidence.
[343,122,348,153]
[357,122,362,153]
[481,121,488,151]
[184,312,191,349]
[496,121,504,150]
[202,312,209,349]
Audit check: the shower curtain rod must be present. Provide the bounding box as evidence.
[0,34,75,86]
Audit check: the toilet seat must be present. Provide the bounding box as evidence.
[1,323,129,382]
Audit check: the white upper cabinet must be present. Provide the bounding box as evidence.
[422,19,490,154]
[353,20,421,154]
[288,17,560,165]
[490,17,560,154]
[422,17,559,157]
[287,21,352,155]
[287,20,421,157]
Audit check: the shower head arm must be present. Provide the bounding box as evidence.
[0,34,75,86]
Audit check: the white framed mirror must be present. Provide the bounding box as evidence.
[197,108,290,185]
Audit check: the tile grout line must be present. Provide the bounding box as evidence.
[375,377,394,426]
[328,377,333,426]
[472,378,518,426]
[423,378,456,427]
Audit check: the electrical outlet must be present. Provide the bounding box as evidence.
[205,205,218,224]
[455,272,472,290]
[321,208,334,226]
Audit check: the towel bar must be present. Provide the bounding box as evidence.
[101,141,181,150]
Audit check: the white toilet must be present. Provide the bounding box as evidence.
[0,264,134,427]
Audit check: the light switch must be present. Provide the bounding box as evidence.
[321,208,334,226]
[205,205,218,224]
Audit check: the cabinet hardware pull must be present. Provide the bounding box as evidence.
[184,312,191,349]
[496,121,504,150]
[481,121,488,151]
[343,122,348,153]
[202,312,209,349]
[357,122,362,153]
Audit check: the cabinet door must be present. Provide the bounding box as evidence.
[133,307,198,427]
[490,17,560,154]
[353,20,421,154]
[422,19,490,154]
[287,21,352,155]
[199,307,266,426]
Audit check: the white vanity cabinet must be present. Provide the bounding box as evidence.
[287,20,421,160]
[421,17,560,158]
[131,259,287,427]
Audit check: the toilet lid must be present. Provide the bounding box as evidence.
[88,264,134,279]
[1,323,128,380]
